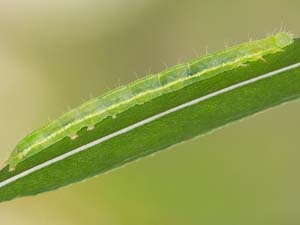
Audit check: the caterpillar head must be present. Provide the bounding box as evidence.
[274,32,294,48]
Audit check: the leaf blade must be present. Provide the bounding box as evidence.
[1,38,300,203]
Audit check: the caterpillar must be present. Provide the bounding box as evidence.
[6,32,293,171]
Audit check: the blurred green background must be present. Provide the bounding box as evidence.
[1,0,300,224]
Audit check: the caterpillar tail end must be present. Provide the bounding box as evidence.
[0,160,8,171]
[0,160,15,172]
[7,152,19,172]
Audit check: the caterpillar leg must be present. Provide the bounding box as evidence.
[87,126,95,131]
[70,134,79,140]
[9,165,16,172]
[258,55,266,62]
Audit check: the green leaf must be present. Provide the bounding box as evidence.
[1,36,300,203]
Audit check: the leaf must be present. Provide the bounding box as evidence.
[1,36,300,203]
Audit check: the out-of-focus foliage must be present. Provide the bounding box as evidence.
[0,0,300,224]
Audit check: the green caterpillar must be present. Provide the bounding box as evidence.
[7,32,293,171]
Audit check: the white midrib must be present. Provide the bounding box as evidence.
[1,62,300,189]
